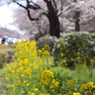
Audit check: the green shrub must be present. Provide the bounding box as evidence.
[52,32,95,68]
[36,35,58,54]
[35,33,42,41]
[0,54,6,68]
[0,50,15,68]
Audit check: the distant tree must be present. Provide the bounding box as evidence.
[12,8,49,37]
[2,0,67,38]
[0,27,21,38]
[62,0,95,31]
[1,0,95,36]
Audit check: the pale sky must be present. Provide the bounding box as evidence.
[0,0,38,33]
[0,6,12,26]
[0,3,21,34]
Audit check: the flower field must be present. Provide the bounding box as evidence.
[2,39,95,95]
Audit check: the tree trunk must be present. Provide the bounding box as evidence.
[48,15,60,38]
[75,11,80,31]
[75,18,80,31]
[44,0,61,38]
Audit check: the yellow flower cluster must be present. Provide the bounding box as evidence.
[67,80,74,89]
[5,39,95,95]
[6,40,58,95]
[44,44,50,49]
[41,70,59,93]
[41,70,54,85]
[7,84,15,88]
[73,92,81,95]
[80,82,94,93]
[38,49,50,56]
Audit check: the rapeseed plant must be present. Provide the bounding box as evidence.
[5,39,95,95]
[5,40,59,95]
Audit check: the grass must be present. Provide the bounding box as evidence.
[0,48,14,54]
[0,45,15,68]
[0,67,9,95]
[0,45,15,94]
[0,62,14,95]
[51,65,95,93]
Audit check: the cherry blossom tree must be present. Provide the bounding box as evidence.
[1,0,95,36]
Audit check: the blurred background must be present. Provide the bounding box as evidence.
[0,0,95,45]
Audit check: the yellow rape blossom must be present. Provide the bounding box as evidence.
[61,53,64,56]
[91,59,94,62]
[77,52,80,55]
[73,92,81,95]
[7,85,11,88]
[80,84,87,91]
[38,93,45,95]
[67,80,74,88]
[12,85,15,88]
[18,81,21,85]
[10,90,14,95]
[31,93,34,95]
[58,45,60,47]
[23,81,27,84]
[26,83,30,86]
[5,63,9,67]
[42,85,45,89]
[5,77,9,80]
[86,82,94,90]
[34,88,38,91]
[52,79,56,84]
[55,82,59,87]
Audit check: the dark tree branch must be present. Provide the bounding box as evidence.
[57,0,63,17]
[65,16,75,22]
[52,0,58,13]
[26,0,30,5]
[60,0,63,12]
[26,0,43,10]
[52,0,57,8]
[26,8,39,21]
[27,5,41,10]
[43,0,49,3]
[42,12,48,17]
[30,0,48,14]
[13,0,27,9]
[30,0,41,9]
[13,0,41,21]
[91,6,95,9]
[58,5,73,17]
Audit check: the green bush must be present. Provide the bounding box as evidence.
[0,50,15,68]
[36,35,58,54]
[34,33,42,41]
[0,54,6,68]
[52,32,95,68]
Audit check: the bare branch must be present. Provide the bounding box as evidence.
[30,0,41,9]
[60,0,63,12]
[26,0,30,5]
[26,8,39,21]
[65,16,75,22]
[58,5,74,17]
[91,6,95,10]
[13,0,27,9]
[26,0,41,10]
[13,0,43,21]
[43,0,49,3]
[52,0,57,8]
